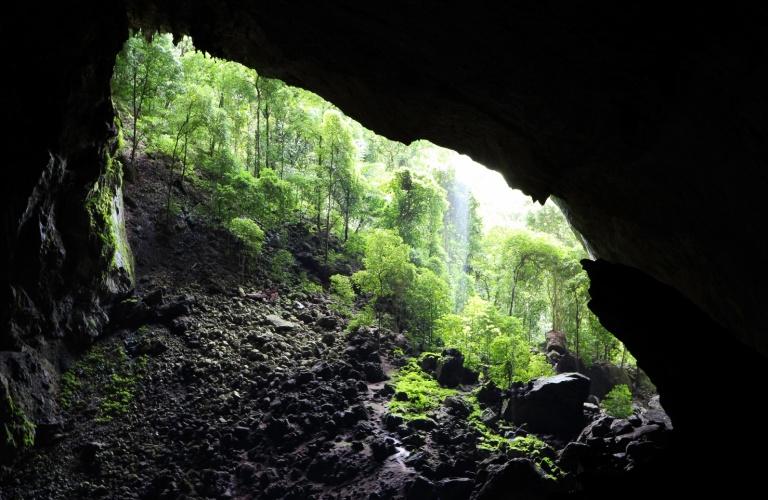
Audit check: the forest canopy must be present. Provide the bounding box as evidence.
[111,32,636,387]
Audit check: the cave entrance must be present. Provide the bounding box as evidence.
[49,30,671,497]
[113,31,653,397]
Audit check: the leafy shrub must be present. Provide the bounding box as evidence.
[270,249,295,281]
[347,304,376,331]
[330,274,355,311]
[300,276,324,295]
[388,360,456,420]
[602,384,633,418]
[228,217,265,256]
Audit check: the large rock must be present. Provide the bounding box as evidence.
[586,361,632,399]
[502,372,590,437]
[545,330,568,355]
[265,315,295,332]
[471,459,552,500]
[554,352,585,374]
[435,349,464,388]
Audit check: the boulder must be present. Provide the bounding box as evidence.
[461,366,479,384]
[316,315,338,330]
[476,380,502,407]
[545,330,568,355]
[419,353,439,373]
[435,349,464,388]
[472,459,552,500]
[578,415,615,442]
[443,396,472,418]
[502,372,591,438]
[554,352,585,374]
[437,477,474,500]
[265,314,296,332]
[586,362,632,399]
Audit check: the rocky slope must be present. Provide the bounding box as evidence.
[1,158,672,499]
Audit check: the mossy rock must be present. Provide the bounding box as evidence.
[0,375,36,460]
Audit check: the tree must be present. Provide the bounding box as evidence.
[318,111,355,261]
[352,229,416,328]
[112,32,181,173]
[228,217,264,278]
[405,268,451,348]
[385,169,447,261]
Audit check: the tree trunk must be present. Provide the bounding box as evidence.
[324,150,335,263]
[264,104,271,170]
[254,75,261,175]
[343,186,351,242]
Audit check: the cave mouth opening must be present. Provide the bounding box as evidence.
[0,26,673,497]
[113,31,656,398]
[104,29,670,483]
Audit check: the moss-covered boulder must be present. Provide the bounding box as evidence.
[0,374,36,461]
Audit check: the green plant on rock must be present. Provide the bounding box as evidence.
[388,360,456,420]
[59,371,82,410]
[602,384,633,418]
[466,394,509,452]
[300,276,324,295]
[1,390,36,454]
[464,393,563,480]
[509,435,563,480]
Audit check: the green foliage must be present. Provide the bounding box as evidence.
[347,304,376,331]
[270,249,295,281]
[330,274,355,314]
[110,32,635,381]
[434,296,553,386]
[602,384,633,418]
[352,229,416,326]
[384,169,447,258]
[463,395,562,480]
[405,268,451,349]
[300,276,324,295]
[508,435,563,480]
[228,217,265,256]
[388,360,456,420]
[526,201,580,248]
[59,371,82,410]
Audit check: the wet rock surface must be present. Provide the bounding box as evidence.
[502,373,591,438]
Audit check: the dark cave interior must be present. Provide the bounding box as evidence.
[2,2,767,497]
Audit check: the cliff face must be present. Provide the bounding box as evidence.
[2,0,767,477]
[1,4,131,455]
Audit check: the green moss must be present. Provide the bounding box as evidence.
[466,394,511,452]
[95,349,146,423]
[1,391,36,453]
[58,344,147,423]
[59,371,82,410]
[509,435,563,480]
[465,394,563,480]
[388,360,456,420]
[84,122,134,285]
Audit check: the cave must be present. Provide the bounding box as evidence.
[2,2,767,497]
